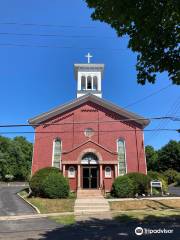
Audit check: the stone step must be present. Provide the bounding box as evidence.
[75,203,109,208]
[77,196,104,199]
[76,198,108,204]
[74,207,110,211]
[75,209,110,214]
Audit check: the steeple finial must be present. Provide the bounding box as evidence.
[85,53,93,64]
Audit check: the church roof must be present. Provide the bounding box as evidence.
[28,93,150,128]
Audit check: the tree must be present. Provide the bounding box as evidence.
[85,0,180,85]
[158,140,180,171]
[145,145,158,171]
[0,136,33,180]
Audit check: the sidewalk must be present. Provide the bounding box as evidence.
[0,212,73,221]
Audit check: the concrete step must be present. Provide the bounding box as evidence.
[74,208,110,212]
[75,209,110,214]
[75,203,109,207]
[76,198,108,204]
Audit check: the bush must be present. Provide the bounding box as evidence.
[29,167,60,197]
[126,172,150,195]
[147,171,168,193]
[175,174,180,186]
[42,172,69,198]
[163,169,179,184]
[112,175,135,198]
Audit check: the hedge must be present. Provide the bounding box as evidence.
[126,172,149,195]
[111,175,135,198]
[29,167,65,197]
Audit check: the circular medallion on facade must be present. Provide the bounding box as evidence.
[84,128,94,137]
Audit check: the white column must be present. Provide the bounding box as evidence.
[100,164,103,188]
[63,165,65,176]
[115,165,118,178]
[78,165,81,189]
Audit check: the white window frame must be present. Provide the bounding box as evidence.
[52,138,62,170]
[68,166,75,178]
[105,166,112,178]
[117,138,127,176]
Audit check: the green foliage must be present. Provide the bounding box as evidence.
[29,167,60,197]
[145,145,158,171]
[163,169,179,184]
[0,136,33,180]
[85,0,180,85]
[175,174,180,186]
[112,175,135,198]
[158,140,180,172]
[126,172,150,195]
[42,172,70,199]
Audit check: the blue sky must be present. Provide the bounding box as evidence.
[0,0,179,149]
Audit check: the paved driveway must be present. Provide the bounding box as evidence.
[169,184,180,196]
[0,185,36,216]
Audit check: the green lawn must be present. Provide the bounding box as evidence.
[113,209,180,222]
[26,197,75,213]
[19,189,75,214]
[110,199,180,211]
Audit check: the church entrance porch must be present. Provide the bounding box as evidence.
[82,166,99,189]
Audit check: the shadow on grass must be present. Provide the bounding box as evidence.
[26,215,180,240]
[114,213,180,223]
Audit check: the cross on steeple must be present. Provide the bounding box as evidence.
[85,53,93,64]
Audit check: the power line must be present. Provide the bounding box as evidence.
[0,43,126,51]
[0,116,179,128]
[124,84,172,108]
[146,96,180,142]
[0,21,96,29]
[0,129,178,134]
[0,32,116,40]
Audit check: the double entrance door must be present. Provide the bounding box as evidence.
[82,166,99,189]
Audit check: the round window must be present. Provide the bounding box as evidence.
[84,128,94,137]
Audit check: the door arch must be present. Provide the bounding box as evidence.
[81,152,99,189]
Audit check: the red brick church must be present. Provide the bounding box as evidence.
[29,54,149,192]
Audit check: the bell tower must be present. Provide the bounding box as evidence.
[74,53,104,98]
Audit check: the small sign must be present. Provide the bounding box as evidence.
[150,180,163,195]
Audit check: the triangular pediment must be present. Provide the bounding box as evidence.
[28,93,150,127]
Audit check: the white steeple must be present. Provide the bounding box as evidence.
[74,53,104,98]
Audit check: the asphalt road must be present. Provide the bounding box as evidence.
[0,218,180,240]
[168,184,180,196]
[0,185,179,239]
[0,186,36,216]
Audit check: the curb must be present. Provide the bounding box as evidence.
[108,196,180,202]
[0,212,74,221]
[17,192,41,214]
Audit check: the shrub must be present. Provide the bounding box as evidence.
[29,167,60,197]
[126,172,150,195]
[175,174,180,186]
[147,171,168,193]
[42,172,69,198]
[163,169,179,184]
[112,175,135,198]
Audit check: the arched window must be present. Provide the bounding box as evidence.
[81,76,86,90]
[93,76,98,90]
[68,166,75,178]
[81,152,98,164]
[105,166,111,178]
[52,138,62,169]
[117,139,126,175]
[87,76,92,90]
